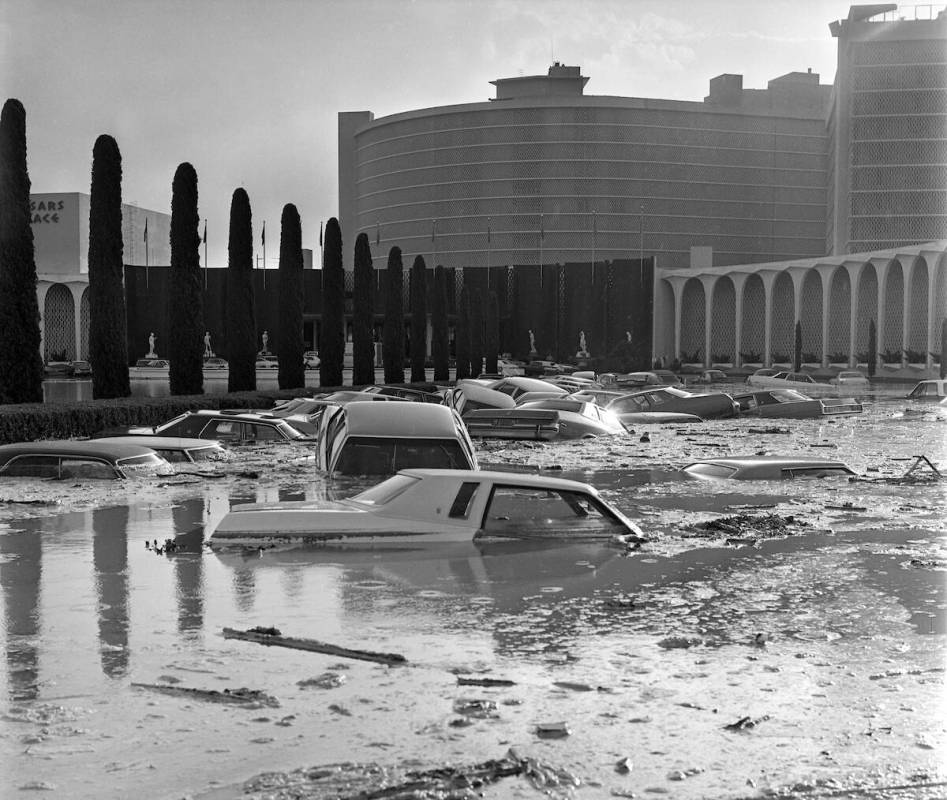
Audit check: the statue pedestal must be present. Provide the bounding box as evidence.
[145,351,157,359]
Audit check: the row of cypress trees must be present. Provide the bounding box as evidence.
[2,95,496,402]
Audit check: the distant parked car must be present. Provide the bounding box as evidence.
[829,370,869,391]
[497,358,526,376]
[0,440,172,480]
[360,385,443,403]
[316,401,479,476]
[202,357,229,371]
[746,368,779,384]
[524,360,576,376]
[605,387,739,421]
[682,455,857,481]
[303,351,321,369]
[255,357,279,370]
[733,389,863,419]
[747,371,837,397]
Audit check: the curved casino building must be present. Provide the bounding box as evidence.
[339,64,831,271]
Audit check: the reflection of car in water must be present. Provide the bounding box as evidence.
[316,402,478,476]
[0,440,172,479]
[681,455,857,480]
[209,468,644,549]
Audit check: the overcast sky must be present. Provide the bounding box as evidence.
[2,0,853,268]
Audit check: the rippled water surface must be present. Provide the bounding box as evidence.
[1,395,945,799]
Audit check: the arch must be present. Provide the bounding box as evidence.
[799,269,823,361]
[43,283,76,362]
[826,269,851,362]
[79,287,91,360]
[855,262,878,361]
[906,257,928,360]
[679,278,705,362]
[770,272,795,362]
[740,274,765,363]
[882,262,904,360]
[709,277,735,363]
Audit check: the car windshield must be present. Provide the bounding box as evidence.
[117,453,173,476]
[335,437,472,475]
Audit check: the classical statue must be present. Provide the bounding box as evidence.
[577,330,588,356]
[203,331,213,357]
[626,331,632,343]
[528,329,537,354]
[261,330,269,353]
[147,332,157,357]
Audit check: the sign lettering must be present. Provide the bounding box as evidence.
[29,199,66,224]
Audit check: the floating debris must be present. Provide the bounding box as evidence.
[297,672,346,690]
[724,714,770,731]
[453,698,499,718]
[456,676,516,687]
[223,627,407,665]
[536,721,571,739]
[615,757,633,774]
[131,683,280,709]
[689,512,808,539]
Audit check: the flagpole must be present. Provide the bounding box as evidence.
[144,216,149,289]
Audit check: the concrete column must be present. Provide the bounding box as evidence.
[730,273,748,367]
[702,275,716,368]
[36,282,52,362]
[872,258,889,363]
[901,255,913,366]
[69,282,86,360]
[847,261,864,367]
[820,268,832,367]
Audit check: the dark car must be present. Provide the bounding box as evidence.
[106,410,307,444]
[0,440,172,480]
[605,387,739,421]
[95,435,232,464]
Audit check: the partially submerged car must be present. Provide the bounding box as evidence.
[463,407,561,440]
[316,401,478,476]
[906,379,947,401]
[0,440,172,480]
[605,387,739,421]
[516,398,627,438]
[681,455,857,480]
[692,369,728,384]
[359,385,443,403]
[733,389,863,418]
[95,435,231,464]
[209,468,644,549]
[129,358,170,377]
[829,370,869,390]
[110,410,307,444]
[746,370,838,397]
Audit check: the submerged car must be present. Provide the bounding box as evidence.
[746,370,838,397]
[112,410,307,444]
[95,435,231,464]
[906,379,947,401]
[316,401,478,476]
[733,389,863,418]
[829,370,869,390]
[209,468,644,549]
[682,455,857,480]
[70,360,92,377]
[605,387,739,421]
[0,440,172,480]
[692,369,728,384]
[516,398,627,438]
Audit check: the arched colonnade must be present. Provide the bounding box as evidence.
[654,242,947,369]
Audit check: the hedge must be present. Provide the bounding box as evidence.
[0,389,307,444]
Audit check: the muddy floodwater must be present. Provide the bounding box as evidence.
[1,395,945,799]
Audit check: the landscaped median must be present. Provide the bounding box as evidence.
[0,389,306,444]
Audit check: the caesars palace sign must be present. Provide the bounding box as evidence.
[30,198,66,224]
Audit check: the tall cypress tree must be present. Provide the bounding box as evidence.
[431,265,449,382]
[352,232,375,386]
[469,287,484,378]
[0,98,43,403]
[168,162,204,395]
[277,203,304,389]
[485,290,499,375]
[319,217,344,388]
[455,285,471,381]
[940,318,946,380]
[410,255,427,383]
[382,246,405,384]
[88,134,130,399]
[867,319,877,378]
[225,188,256,392]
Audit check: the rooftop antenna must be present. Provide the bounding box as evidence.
[550,36,555,65]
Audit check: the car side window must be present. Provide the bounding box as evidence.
[59,458,115,480]
[1,455,60,478]
[249,424,281,441]
[204,420,241,441]
[449,482,479,518]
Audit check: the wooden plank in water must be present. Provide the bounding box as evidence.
[222,627,408,665]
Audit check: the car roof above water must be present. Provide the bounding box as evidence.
[339,401,464,437]
[0,440,162,462]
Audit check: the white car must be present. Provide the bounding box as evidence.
[829,370,869,390]
[304,351,321,369]
[209,468,644,550]
[497,358,525,376]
